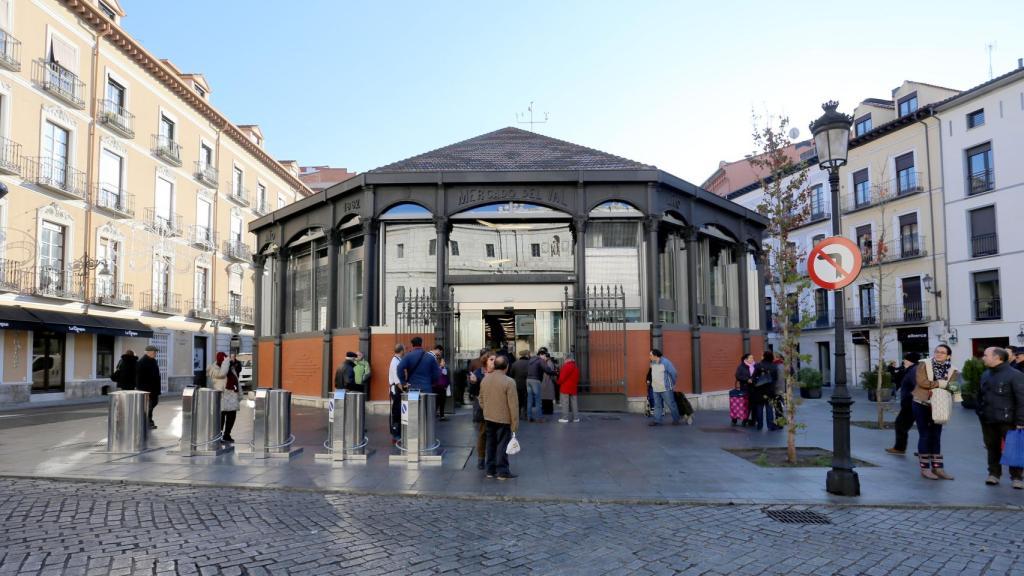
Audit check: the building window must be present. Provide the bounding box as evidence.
[902,276,923,321]
[96,236,120,297]
[531,243,541,257]
[159,114,175,143]
[428,239,436,256]
[106,78,125,108]
[809,184,825,218]
[287,247,313,333]
[200,143,213,169]
[967,109,985,129]
[856,225,873,263]
[972,270,1001,320]
[195,266,209,308]
[97,1,117,19]
[153,255,171,308]
[397,243,405,258]
[898,92,918,117]
[98,149,123,208]
[485,243,495,258]
[232,166,243,196]
[966,143,994,195]
[194,84,206,99]
[898,213,919,258]
[450,241,460,256]
[96,334,115,378]
[853,169,870,207]
[257,183,267,211]
[894,152,917,195]
[814,288,829,327]
[39,221,66,290]
[859,284,876,324]
[855,115,872,136]
[969,206,997,257]
[155,177,173,227]
[42,120,70,187]
[32,331,66,392]
[764,296,773,331]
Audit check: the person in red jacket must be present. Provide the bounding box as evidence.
[557,353,580,423]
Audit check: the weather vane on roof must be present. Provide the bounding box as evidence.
[516,101,549,132]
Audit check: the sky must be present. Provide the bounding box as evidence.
[120,0,1024,185]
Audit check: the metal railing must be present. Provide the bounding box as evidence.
[188,225,216,251]
[892,233,926,260]
[846,303,931,327]
[842,172,925,214]
[0,258,22,292]
[254,199,269,216]
[140,291,182,315]
[894,170,923,196]
[223,239,252,262]
[0,28,21,71]
[24,157,87,200]
[151,134,182,166]
[975,297,1001,321]
[969,169,995,195]
[187,298,216,320]
[808,311,834,329]
[806,210,830,225]
[33,60,85,108]
[228,185,250,206]
[970,233,998,257]
[194,162,218,187]
[97,99,135,139]
[26,266,85,300]
[143,208,183,237]
[218,302,254,325]
[93,185,134,218]
[91,281,133,308]
[0,135,21,175]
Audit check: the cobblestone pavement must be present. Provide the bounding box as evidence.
[1,479,1022,576]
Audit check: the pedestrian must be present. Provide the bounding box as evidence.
[1010,347,1024,373]
[734,353,760,427]
[886,352,922,455]
[354,351,371,392]
[388,343,406,445]
[647,349,681,426]
[478,355,519,480]
[912,344,958,480]
[977,347,1024,488]
[557,352,580,423]
[509,349,530,420]
[112,349,138,391]
[755,351,780,430]
[469,351,496,470]
[136,345,162,429]
[212,352,242,443]
[397,336,441,393]
[526,349,556,422]
[540,353,557,416]
[335,351,358,392]
[431,344,449,420]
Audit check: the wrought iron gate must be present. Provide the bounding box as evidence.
[394,287,460,355]
[563,285,627,408]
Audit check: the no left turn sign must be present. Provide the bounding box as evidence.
[807,236,863,290]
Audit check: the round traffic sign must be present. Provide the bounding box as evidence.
[807,236,863,290]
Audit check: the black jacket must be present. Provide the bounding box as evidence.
[335,359,358,391]
[735,363,761,388]
[898,365,917,404]
[509,358,530,390]
[977,362,1024,426]
[527,356,555,381]
[136,354,161,396]
[114,354,138,390]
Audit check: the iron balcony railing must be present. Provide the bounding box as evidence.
[0,28,22,71]
[26,266,85,301]
[0,258,22,292]
[218,302,254,326]
[0,135,22,175]
[969,169,995,195]
[970,233,998,257]
[143,207,183,237]
[90,280,133,308]
[847,303,930,327]
[97,99,135,139]
[806,210,831,225]
[228,184,250,207]
[24,157,87,200]
[187,298,216,320]
[894,170,924,196]
[33,60,85,108]
[151,134,182,166]
[194,162,218,187]
[93,184,135,218]
[975,297,1001,321]
[188,225,217,251]
[140,291,182,315]
[253,199,269,216]
[842,172,925,214]
[807,310,834,329]
[892,233,927,261]
[223,239,251,262]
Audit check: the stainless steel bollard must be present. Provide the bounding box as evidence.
[172,386,232,457]
[391,391,442,465]
[315,390,370,463]
[106,390,149,453]
[244,388,302,459]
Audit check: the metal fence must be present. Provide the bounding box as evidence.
[563,285,627,397]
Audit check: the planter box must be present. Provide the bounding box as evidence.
[800,387,822,399]
[867,388,893,402]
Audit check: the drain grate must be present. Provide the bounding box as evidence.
[763,509,832,525]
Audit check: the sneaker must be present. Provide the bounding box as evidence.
[558,418,569,423]
[985,475,1000,486]
[485,473,495,479]
[149,422,158,429]
[1013,479,1023,490]
[885,448,906,455]
[685,415,694,425]
[572,418,581,423]
[496,473,518,480]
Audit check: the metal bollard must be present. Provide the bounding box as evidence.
[171,386,232,457]
[390,391,443,465]
[315,390,371,463]
[105,390,149,454]
[243,388,302,459]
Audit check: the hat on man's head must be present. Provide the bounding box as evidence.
[345,351,358,359]
[145,345,158,352]
[904,352,921,363]
[1013,346,1024,355]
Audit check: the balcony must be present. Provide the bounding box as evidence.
[218,302,254,326]
[0,258,22,292]
[847,303,931,327]
[227,185,250,207]
[807,311,834,330]
[894,170,924,197]
[970,233,998,258]
[969,169,995,196]
[842,172,925,214]
[0,135,22,175]
[0,28,22,71]
[151,134,182,166]
[253,198,270,216]
[187,298,216,320]
[223,239,252,262]
[24,157,87,200]
[143,207,183,237]
[90,281,133,308]
[140,291,183,315]
[805,210,830,225]
[33,60,85,109]
[93,185,135,218]
[25,267,85,301]
[890,233,927,261]
[97,99,135,139]
[194,161,218,187]
[188,225,216,251]
[975,297,1001,321]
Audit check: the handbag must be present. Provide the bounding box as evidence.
[930,388,952,425]
[506,432,521,455]
[1001,430,1024,468]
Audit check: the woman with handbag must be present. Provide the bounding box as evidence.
[734,354,761,427]
[912,344,958,480]
[208,352,240,443]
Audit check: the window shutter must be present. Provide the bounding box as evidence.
[50,36,78,74]
[99,150,122,191]
[229,268,242,294]
[894,153,914,172]
[155,178,173,220]
[898,213,917,228]
[853,169,868,186]
[970,207,996,236]
[0,0,10,31]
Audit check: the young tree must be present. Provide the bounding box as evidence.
[867,180,898,428]
[750,115,812,464]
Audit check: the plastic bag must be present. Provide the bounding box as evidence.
[1001,429,1024,468]
[506,432,521,455]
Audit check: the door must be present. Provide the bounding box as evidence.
[42,121,70,187]
[817,342,831,386]
[901,277,922,321]
[193,335,207,387]
[32,331,65,392]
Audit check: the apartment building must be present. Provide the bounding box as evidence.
[0,0,311,406]
[934,63,1024,359]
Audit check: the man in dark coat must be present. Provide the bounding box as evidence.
[335,351,358,392]
[136,345,162,429]
[113,350,138,391]
[509,350,531,420]
[978,347,1024,488]
[1011,347,1024,373]
[886,352,921,455]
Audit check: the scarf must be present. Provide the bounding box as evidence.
[932,358,951,381]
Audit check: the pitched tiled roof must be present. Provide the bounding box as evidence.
[369,127,655,173]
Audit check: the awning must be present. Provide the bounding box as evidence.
[0,306,44,331]
[9,308,154,338]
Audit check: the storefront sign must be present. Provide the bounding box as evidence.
[454,186,571,209]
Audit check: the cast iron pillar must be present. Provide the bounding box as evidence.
[736,241,750,354]
[684,227,702,394]
[252,253,265,388]
[323,226,341,398]
[571,214,589,388]
[434,216,450,351]
[274,246,288,390]
[644,214,663,352]
[359,216,378,359]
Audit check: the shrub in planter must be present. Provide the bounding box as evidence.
[797,367,823,399]
[960,357,984,410]
[860,366,893,402]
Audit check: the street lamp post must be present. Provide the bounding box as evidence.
[810,101,860,496]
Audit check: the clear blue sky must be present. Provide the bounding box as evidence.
[121,0,1024,184]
